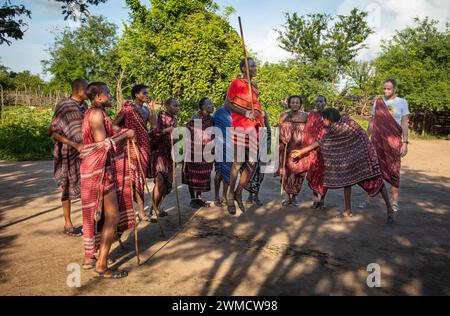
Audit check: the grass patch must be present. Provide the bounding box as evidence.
[0,107,446,161]
[353,117,369,131]
[410,132,448,140]
[0,106,54,161]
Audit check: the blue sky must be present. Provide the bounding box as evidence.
[1,0,448,79]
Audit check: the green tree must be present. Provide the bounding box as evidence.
[374,17,450,111]
[276,8,373,81]
[42,15,121,94]
[345,61,376,94]
[9,70,45,91]
[257,60,339,124]
[54,0,108,21]
[0,63,13,89]
[1,0,114,46]
[119,0,242,123]
[0,62,45,91]
[0,0,31,45]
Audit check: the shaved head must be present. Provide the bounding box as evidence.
[71,78,88,101]
[71,78,88,91]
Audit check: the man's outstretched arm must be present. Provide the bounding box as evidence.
[291,142,320,158]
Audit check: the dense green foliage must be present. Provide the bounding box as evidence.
[373,18,450,110]
[119,0,242,122]
[42,15,120,94]
[276,9,372,81]
[0,64,46,91]
[0,0,31,46]
[1,2,448,160]
[0,107,53,160]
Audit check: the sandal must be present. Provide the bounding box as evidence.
[291,196,299,207]
[150,213,158,223]
[392,202,400,213]
[83,257,115,270]
[311,201,319,209]
[227,199,236,215]
[93,269,128,279]
[234,193,246,213]
[64,226,83,237]
[214,199,223,207]
[387,213,395,224]
[138,212,152,222]
[253,196,263,206]
[158,209,168,217]
[198,200,210,208]
[190,199,202,209]
[83,259,96,270]
[344,209,353,217]
[282,200,291,207]
[317,202,326,210]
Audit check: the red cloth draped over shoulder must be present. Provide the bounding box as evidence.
[182,111,215,192]
[148,110,177,192]
[306,111,328,196]
[318,115,383,197]
[226,77,264,136]
[80,107,134,259]
[275,112,314,195]
[48,98,87,201]
[276,112,314,176]
[371,98,402,187]
[117,101,151,200]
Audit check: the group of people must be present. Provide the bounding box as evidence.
[48,57,410,279]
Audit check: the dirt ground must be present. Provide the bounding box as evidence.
[0,139,449,295]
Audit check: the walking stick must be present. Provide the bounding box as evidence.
[238,16,254,115]
[170,131,182,226]
[131,139,165,237]
[280,142,288,196]
[127,139,140,266]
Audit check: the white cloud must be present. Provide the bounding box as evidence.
[247,29,292,63]
[32,0,63,15]
[337,0,450,61]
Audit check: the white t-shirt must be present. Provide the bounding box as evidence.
[372,96,410,126]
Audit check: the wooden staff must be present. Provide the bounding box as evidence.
[238,16,254,115]
[127,139,140,266]
[170,131,182,226]
[280,142,288,196]
[131,139,165,237]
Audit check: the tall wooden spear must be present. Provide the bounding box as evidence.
[238,16,254,116]
[127,139,140,266]
[131,139,165,237]
[171,131,182,226]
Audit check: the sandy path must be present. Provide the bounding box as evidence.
[0,139,449,295]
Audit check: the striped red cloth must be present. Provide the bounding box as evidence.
[227,77,263,151]
[306,111,328,196]
[80,107,134,259]
[371,98,402,187]
[276,112,314,195]
[48,98,87,200]
[148,110,178,193]
[116,101,151,200]
[318,115,383,196]
[182,111,214,192]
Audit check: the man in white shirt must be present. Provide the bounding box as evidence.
[368,78,410,212]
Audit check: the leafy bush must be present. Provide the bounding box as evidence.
[0,107,54,160]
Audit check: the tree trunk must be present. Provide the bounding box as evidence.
[116,68,125,112]
[0,84,4,122]
[421,111,427,136]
